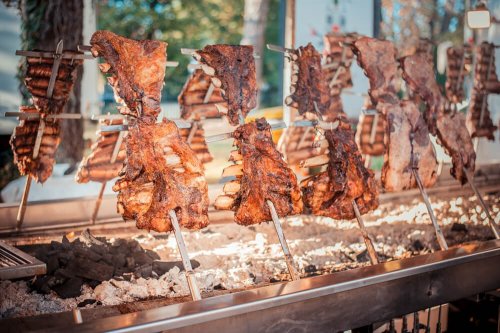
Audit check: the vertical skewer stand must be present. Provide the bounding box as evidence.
[168,210,202,301]
[411,156,448,251]
[11,40,88,231]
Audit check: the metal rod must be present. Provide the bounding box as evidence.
[352,200,379,265]
[473,136,480,153]
[369,113,379,145]
[205,121,286,143]
[266,200,300,281]
[16,176,32,231]
[412,169,449,250]
[110,131,125,164]
[72,308,83,324]
[436,304,442,333]
[90,183,107,225]
[168,210,202,301]
[266,44,294,54]
[413,311,419,333]
[32,119,45,159]
[182,48,260,58]
[364,154,372,169]
[16,49,93,60]
[402,314,409,333]
[292,119,340,130]
[425,307,431,333]
[464,168,500,239]
[4,112,82,120]
[47,40,64,98]
[101,119,192,132]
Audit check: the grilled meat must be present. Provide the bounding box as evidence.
[466,42,498,140]
[113,119,209,232]
[214,118,303,225]
[278,118,324,165]
[90,30,167,122]
[178,69,227,120]
[355,113,386,156]
[323,32,356,91]
[24,52,82,114]
[194,45,257,126]
[445,45,472,104]
[351,37,399,106]
[301,117,379,219]
[400,53,476,184]
[285,43,330,116]
[10,106,61,183]
[178,121,213,164]
[379,101,438,191]
[76,118,126,183]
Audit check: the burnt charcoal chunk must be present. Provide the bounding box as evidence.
[152,260,200,276]
[53,277,84,299]
[134,264,153,278]
[68,257,114,281]
[46,255,60,274]
[133,251,154,266]
[32,276,54,294]
[451,223,468,232]
[78,299,97,307]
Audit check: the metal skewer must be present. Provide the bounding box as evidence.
[4,112,82,120]
[412,167,448,251]
[266,200,300,281]
[168,210,202,301]
[101,119,192,132]
[352,200,379,265]
[205,121,286,143]
[464,167,500,239]
[181,48,260,58]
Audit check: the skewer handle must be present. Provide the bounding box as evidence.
[351,200,379,265]
[412,170,449,250]
[90,182,107,225]
[266,200,300,281]
[464,168,500,239]
[168,210,202,301]
[16,176,32,230]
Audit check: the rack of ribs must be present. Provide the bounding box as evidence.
[322,32,356,92]
[284,43,330,116]
[23,52,82,115]
[445,45,472,104]
[91,30,210,232]
[353,38,438,190]
[466,42,498,140]
[193,45,257,125]
[378,101,438,191]
[300,117,379,219]
[9,106,61,183]
[400,53,476,184]
[90,30,167,122]
[76,118,126,183]
[178,121,213,165]
[355,113,386,157]
[214,118,303,225]
[113,120,209,232]
[351,37,400,106]
[178,68,227,120]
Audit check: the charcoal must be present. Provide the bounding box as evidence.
[152,260,200,276]
[134,264,153,278]
[88,280,100,289]
[114,267,132,277]
[53,277,83,299]
[133,251,154,266]
[411,239,425,252]
[126,256,135,268]
[356,250,370,263]
[32,276,53,294]
[46,256,59,274]
[57,251,74,265]
[304,264,317,273]
[451,223,468,232]
[113,253,126,268]
[78,299,96,307]
[68,257,114,281]
[145,249,161,261]
[73,246,102,262]
[54,268,75,279]
[101,253,114,265]
[89,243,107,255]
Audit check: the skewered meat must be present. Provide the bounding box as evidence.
[113,119,209,232]
[301,117,378,219]
[323,32,356,91]
[178,69,227,120]
[10,106,61,183]
[445,45,472,103]
[178,121,213,164]
[399,53,443,135]
[76,118,126,183]
[90,30,167,122]
[285,43,330,116]
[214,118,303,225]
[466,42,498,140]
[351,37,399,106]
[193,45,257,126]
[355,113,386,156]
[400,53,476,184]
[378,101,438,191]
[278,119,324,165]
[24,53,83,114]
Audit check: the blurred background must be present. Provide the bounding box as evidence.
[0,0,498,201]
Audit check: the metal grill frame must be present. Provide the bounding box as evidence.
[0,240,46,280]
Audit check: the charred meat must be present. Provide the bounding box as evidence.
[90,30,167,122]
[301,117,379,219]
[113,120,209,232]
[214,118,303,225]
[194,45,257,126]
[178,121,213,165]
[10,106,61,183]
[178,68,226,120]
[445,45,472,104]
[76,118,126,183]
